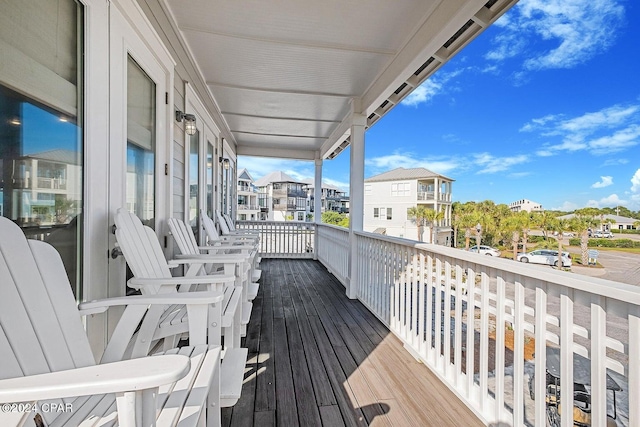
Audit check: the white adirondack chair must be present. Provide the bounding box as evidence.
[0,216,223,426]
[201,209,261,284]
[114,209,247,407]
[167,218,258,337]
[215,210,260,241]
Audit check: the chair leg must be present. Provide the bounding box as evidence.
[207,359,222,427]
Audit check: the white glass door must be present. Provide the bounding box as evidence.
[107,1,173,316]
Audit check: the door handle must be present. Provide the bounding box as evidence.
[110,246,123,259]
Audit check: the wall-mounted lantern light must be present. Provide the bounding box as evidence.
[175,110,197,135]
[219,157,230,170]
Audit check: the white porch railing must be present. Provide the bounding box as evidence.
[235,220,315,258]
[316,224,350,285]
[316,227,639,426]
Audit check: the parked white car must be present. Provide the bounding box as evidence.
[468,245,501,256]
[516,249,572,267]
[592,230,613,238]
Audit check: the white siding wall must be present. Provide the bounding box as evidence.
[364,180,421,240]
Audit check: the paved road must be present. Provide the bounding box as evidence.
[569,247,640,286]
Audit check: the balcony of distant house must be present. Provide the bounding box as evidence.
[417,181,452,202]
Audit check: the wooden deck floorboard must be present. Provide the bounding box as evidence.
[222,259,483,427]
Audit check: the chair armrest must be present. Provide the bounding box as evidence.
[172,253,249,263]
[78,290,225,315]
[0,354,193,403]
[127,274,235,288]
[199,244,256,251]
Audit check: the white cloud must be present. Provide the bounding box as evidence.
[401,80,442,107]
[602,158,629,166]
[526,103,640,156]
[520,114,561,132]
[591,176,613,188]
[366,152,461,176]
[508,171,532,178]
[322,178,350,192]
[485,32,526,62]
[400,68,466,107]
[586,193,627,208]
[474,153,529,174]
[238,156,313,181]
[587,124,640,154]
[552,201,580,211]
[535,149,555,157]
[488,0,625,72]
[631,169,640,193]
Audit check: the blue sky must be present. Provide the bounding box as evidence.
[239,0,640,212]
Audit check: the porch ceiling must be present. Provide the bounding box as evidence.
[165,0,517,160]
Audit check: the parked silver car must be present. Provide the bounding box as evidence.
[592,230,613,238]
[468,245,501,256]
[516,249,572,267]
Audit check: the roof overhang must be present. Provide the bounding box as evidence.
[165,0,518,160]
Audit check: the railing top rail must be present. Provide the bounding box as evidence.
[317,223,349,232]
[354,229,640,305]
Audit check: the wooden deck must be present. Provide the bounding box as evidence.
[222,259,483,427]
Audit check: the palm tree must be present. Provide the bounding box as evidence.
[407,205,431,242]
[424,207,445,244]
[501,214,525,260]
[534,210,556,240]
[574,208,601,265]
[549,218,573,268]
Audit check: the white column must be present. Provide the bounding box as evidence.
[314,158,322,261]
[347,110,366,299]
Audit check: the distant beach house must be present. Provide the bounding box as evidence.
[508,199,543,213]
[301,179,349,215]
[253,171,349,221]
[558,213,638,231]
[363,167,453,245]
[237,169,260,221]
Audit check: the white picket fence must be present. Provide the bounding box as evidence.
[316,226,639,427]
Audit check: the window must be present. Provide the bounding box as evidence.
[206,142,214,217]
[365,184,372,195]
[374,207,379,218]
[391,182,410,196]
[0,0,84,298]
[387,208,393,220]
[127,56,156,228]
[188,130,199,237]
[297,212,304,221]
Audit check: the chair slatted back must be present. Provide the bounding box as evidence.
[0,217,95,385]
[223,213,235,231]
[115,208,172,282]
[216,210,232,235]
[200,209,223,244]
[168,218,201,255]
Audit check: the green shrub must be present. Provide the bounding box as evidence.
[616,239,635,248]
[569,238,580,246]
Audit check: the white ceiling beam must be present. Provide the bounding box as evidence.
[236,146,316,161]
[232,130,327,139]
[207,82,355,99]
[181,26,397,56]
[221,111,341,124]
